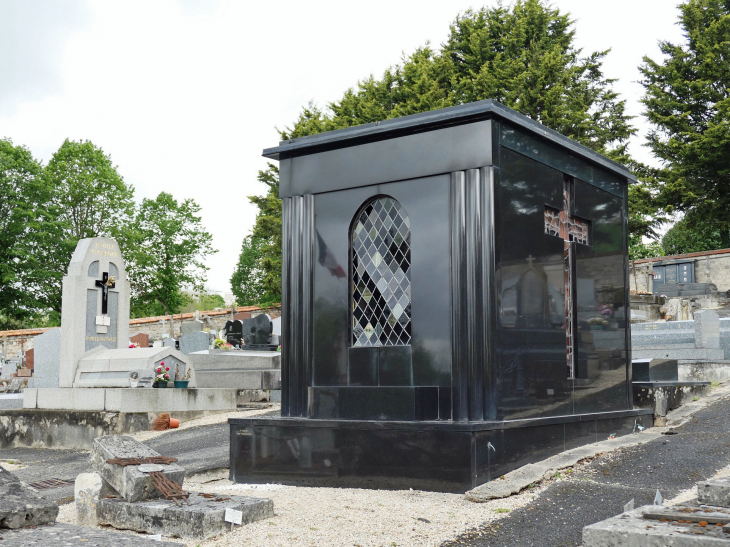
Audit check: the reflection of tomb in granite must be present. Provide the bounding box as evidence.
[229,100,652,493]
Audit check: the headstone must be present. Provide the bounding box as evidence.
[130,332,150,348]
[694,309,720,349]
[90,435,185,503]
[224,320,244,347]
[27,328,61,388]
[0,466,59,528]
[24,348,34,370]
[181,319,204,337]
[162,338,176,348]
[59,238,130,388]
[179,331,210,355]
[631,358,679,382]
[152,340,163,348]
[241,314,277,350]
[272,316,281,336]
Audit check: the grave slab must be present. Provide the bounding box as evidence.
[74,347,187,388]
[0,523,182,546]
[583,505,730,546]
[97,493,274,540]
[90,436,185,503]
[180,319,204,337]
[189,350,280,389]
[26,328,61,389]
[0,467,59,529]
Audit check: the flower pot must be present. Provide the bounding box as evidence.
[130,380,139,388]
[153,381,169,388]
[174,380,189,389]
[169,418,180,428]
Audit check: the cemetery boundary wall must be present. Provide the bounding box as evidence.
[631,248,730,295]
[1,305,280,359]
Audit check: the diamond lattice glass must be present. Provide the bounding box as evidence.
[351,197,412,347]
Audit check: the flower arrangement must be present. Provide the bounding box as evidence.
[599,304,613,318]
[587,317,609,326]
[129,342,140,348]
[155,361,171,384]
[214,338,233,350]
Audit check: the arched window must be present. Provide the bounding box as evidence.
[351,197,412,347]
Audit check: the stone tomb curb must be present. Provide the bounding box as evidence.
[97,493,274,540]
[0,522,182,546]
[0,467,59,529]
[90,436,185,503]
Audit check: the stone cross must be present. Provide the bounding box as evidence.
[59,238,130,388]
[544,178,592,379]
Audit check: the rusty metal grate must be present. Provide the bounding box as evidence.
[148,471,189,506]
[105,456,178,467]
[27,478,74,491]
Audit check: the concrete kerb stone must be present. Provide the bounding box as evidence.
[465,430,664,502]
[0,467,59,529]
[97,494,275,540]
[90,436,185,503]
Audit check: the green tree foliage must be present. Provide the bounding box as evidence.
[35,139,135,314]
[241,0,636,300]
[282,0,634,159]
[232,165,282,304]
[640,0,730,234]
[125,192,216,317]
[662,217,730,256]
[0,139,51,329]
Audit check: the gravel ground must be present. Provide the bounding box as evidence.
[58,480,543,547]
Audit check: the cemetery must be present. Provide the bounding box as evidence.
[4,2,730,542]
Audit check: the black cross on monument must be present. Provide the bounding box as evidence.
[544,178,591,379]
[95,272,116,315]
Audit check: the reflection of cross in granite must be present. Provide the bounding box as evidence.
[544,178,592,379]
[95,272,116,315]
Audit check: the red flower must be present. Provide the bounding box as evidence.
[165,367,169,371]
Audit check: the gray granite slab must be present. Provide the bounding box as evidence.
[97,492,274,540]
[0,523,181,546]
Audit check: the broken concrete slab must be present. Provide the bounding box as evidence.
[97,493,274,540]
[74,472,115,526]
[699,476,730,508]
[583,505,730,546]
[0,467,59,529]
[0,522,182,546]
[90,436,185,503]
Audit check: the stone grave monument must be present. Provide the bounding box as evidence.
[130,332,150,348]
[26,327,61,388]
[230,99,652,492]
[59,237,130,388]
[224,320,244,347]
[241,314,279,351]
[181,319,204,337]
[75,435,274,540]
[179,330,210,355]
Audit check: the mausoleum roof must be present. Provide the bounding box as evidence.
[262,99,635,181]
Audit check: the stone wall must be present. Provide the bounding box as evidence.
[1,305,280,359]
[631,248,730,295]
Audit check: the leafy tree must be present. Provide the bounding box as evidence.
[662,216,730,255]
[640,0,730,236]
[35,139,135,314]
[282,1,635,160]
[247,0,637,300]
[231,235,270,306]
[232,165,282,304]
[125,192,216,317]
[0,139,51,329]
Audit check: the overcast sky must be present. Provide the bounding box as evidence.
[1,0,686,294]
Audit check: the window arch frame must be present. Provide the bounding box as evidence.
[348,194,413,348]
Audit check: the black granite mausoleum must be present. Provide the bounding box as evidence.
[229,100,652,492]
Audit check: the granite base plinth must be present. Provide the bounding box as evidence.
[229,409,653,493]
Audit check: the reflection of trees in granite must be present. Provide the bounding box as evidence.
[313,296,348,385]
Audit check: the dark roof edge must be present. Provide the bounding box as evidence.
[262,100,635,180]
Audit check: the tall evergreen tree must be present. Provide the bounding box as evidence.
[640,0,730,239]
[239,0,636,300]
